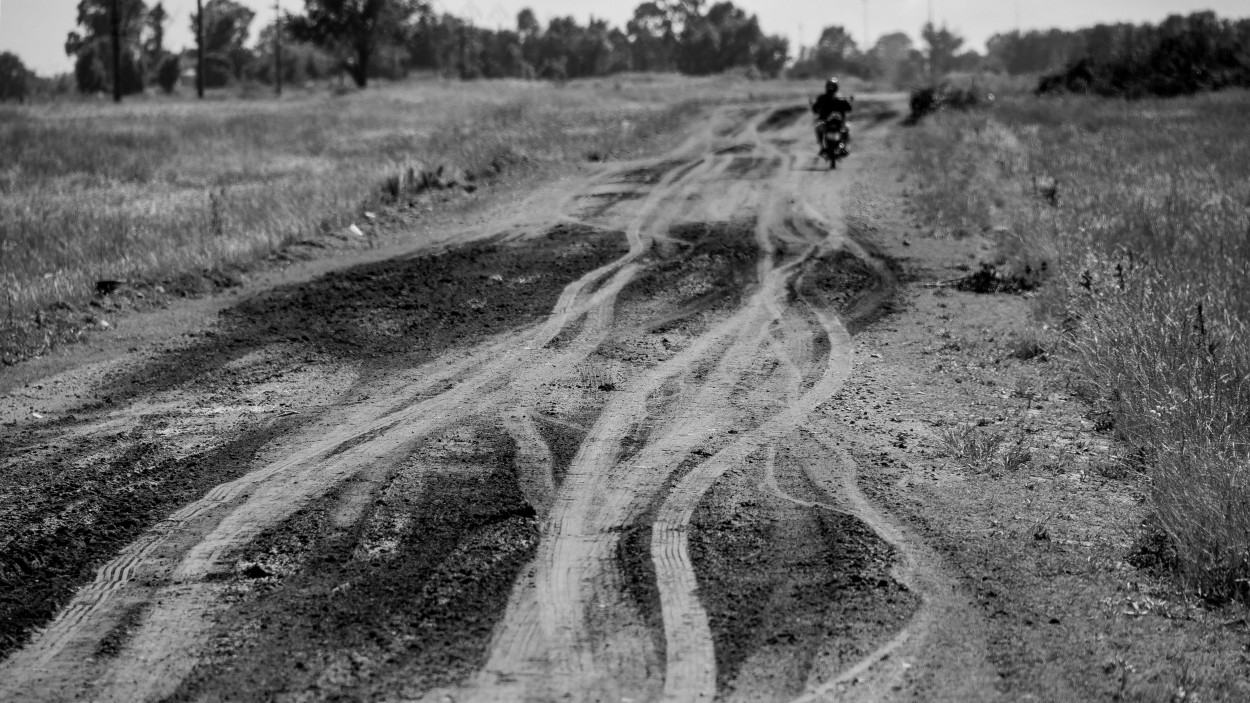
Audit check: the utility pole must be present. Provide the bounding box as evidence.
[111,0,122,102]
[196,0,205,98]
[274,0,283,95]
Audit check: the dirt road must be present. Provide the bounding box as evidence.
[0,99,981,702]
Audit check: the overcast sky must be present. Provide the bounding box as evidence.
[2,0,1248,76]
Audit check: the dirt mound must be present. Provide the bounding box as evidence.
[725,156,778,180]
[689,445,916,694]
[759,105,808,132]
[0,418,301,659]
[94,224,628,402]
[163,422,539,701]
[614,220,759,335]
[797,240,903,333]
[951,263,1043,294]
[617,160,693,185]
[0,224,626,661]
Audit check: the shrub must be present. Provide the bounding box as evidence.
[156,55,181,94]
[906,81,990,124]
[1036,12,1250,98]
[908,90,1250,602]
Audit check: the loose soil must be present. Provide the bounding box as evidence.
[3,94,1246,703]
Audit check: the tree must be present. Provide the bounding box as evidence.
[790,25,867,78]
[675,2,785,76]
[145,2,168,69]
[922,22,964,78]
[752,33,789,77]
[156,54,180,92]
[867,32,924,87]
[0,52,31,103]
[289,0,426,87]
[254,19,335,85]
[65,0,148,95]
[191,0,255,87]
[517,8,540,39]
[627,2,677,71]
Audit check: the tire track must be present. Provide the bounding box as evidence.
[1,149,716,701]
[502,409,557,519]
[1,101,899,703]
[651,299,855,702]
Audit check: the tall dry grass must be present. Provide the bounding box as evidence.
[0,76,718,341]
[905,90,1250,601]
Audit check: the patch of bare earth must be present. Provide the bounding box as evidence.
[0,225,627,663]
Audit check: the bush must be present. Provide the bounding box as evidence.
[156,55,180,94]
[0,52,30,103]
[1036,12,1250,98]
[908,92,1250,603]
[906,82,990,124]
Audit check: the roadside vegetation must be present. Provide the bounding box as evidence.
[0,77,721,364]
[904,88,1250,604]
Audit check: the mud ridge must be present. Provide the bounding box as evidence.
[688,442,917,700]
[163,421,539,702]
[0,416,301,660]
[796,232,904,335]
[92,223,629,402]
[759,106,808,132]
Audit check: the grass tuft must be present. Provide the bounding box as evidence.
[937,422,1031,473]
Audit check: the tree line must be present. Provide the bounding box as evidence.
[987,11,1250,82]
[787,21,980,86]
[2,3,1245,102]
[1028,12,1250,97]
[0,0,791,99]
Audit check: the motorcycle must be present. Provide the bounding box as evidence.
[818,112,850,169]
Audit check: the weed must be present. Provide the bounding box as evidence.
[1001,436,1033,472]
[1009,333,1048,361]
[937,422,1006,471]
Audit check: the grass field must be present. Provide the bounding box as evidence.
[1,74,816,362]
[905,89,1250,603]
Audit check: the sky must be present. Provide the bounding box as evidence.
[1,0,1248,76]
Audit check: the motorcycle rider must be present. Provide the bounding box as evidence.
[812,77,854,158]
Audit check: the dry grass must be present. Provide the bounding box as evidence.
[906,89,1250,602]
[1,75,788,357]
[938,419,1032,474]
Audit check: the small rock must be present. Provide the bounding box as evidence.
[348,224,365,237]
[97,319,111,329]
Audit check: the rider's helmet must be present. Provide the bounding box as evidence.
[825,77,839,95]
